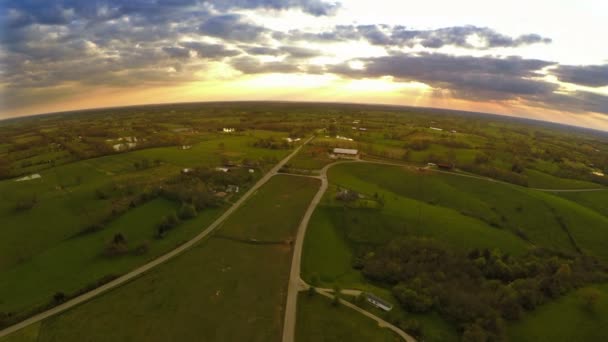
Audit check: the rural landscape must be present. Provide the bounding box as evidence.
[0,102,607,341]
[2,0,608,340]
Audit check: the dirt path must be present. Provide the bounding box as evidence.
[0,137,313,339]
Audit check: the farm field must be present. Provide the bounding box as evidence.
[301,161,608,341]
[0,130,293,324]
[508,284,608,341]
[295,292,400,342]
[288,145,335,171]
[0,175,320,341]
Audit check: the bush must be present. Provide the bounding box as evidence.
[178,203,197,220]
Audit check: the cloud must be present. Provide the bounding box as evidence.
[162,46,191,59]
[288,25,552,50]
[180,41,241,59]
[199,14,270,42]
[210,0,341,16]
[229,56,301,74]
[330,53,556,100]
[551,64,608,87]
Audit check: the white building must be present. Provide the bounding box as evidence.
[223,128,235,133]
[332,148,359,159]
[366,293,393,312]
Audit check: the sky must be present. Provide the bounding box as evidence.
[1,0,608,129]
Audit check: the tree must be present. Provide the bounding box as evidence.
[462,323,488,342]
[178,203,197,220]
[53,292,67,303]
[393,284,433,313]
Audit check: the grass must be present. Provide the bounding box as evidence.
[288,145,334,170]
[301,161,608,341]
[296,292,400,342]
[0,198,223,315]
[2,175,319,341]
[327,163,608,260]
[526,169,602,189]
[508,284,608,342]
[0,130,289,273]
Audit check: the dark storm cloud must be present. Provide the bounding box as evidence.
[551,64,608,87]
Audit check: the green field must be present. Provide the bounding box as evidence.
[1,175,320,341]
[508,284,608,341]
[288,145,335,170]
[296,293,400,342]
[0,130,292,319]
[301,161,608,341]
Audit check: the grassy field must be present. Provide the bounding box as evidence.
[1,175,319,341]
[288,145,334,170]
[0,199,224,315]
[326,163,608,260]
[0,130,292,318]
[508,284,608,341]
[526,169,602,189]
[296,293,400,342]
[301,161,608,341]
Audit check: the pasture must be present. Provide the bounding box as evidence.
[508,284,608,341]
[0,130,290,320]
[1,175,319,341]
[296,292,400,342]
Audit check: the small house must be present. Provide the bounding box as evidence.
[227,185,240,193]
[181,168,194,174]
[181,145,192,150]
[222,128,235,133]
[215,167,230,173]
[365,293,393,312]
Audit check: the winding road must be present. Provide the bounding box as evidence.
[281,159,417,342]
[0,137,313,339]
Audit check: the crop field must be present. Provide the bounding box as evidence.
[0,175,319,341]
[295,293,400,342]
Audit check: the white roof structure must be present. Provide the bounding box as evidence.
[333,148,358,155]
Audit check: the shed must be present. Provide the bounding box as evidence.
[333,148,358,156]
[365,293,393,311]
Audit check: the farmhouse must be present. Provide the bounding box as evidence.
[181,145,192,150]
[181,168,194,174]
[222,128,235,133]
[227,185,240,193]
[365,293,393,312]
[332,148,359,159]
[215,167,229,173]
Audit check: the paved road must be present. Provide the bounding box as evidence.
[0,137,313,339]
[281,160,416,342]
